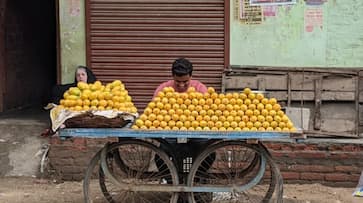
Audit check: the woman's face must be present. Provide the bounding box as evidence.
[76,68,88,83]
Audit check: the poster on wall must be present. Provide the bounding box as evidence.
[304,8,323,32]
[238,0,263,24]
[250,0,296,6]
[69,0,81,17]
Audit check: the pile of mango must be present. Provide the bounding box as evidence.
[59,80,137,113]
[132,87,296,132]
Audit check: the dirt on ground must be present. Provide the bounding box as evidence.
[0,176,361,203]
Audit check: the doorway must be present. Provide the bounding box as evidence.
[0,0,57,113]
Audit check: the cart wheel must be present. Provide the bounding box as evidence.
[98,140,179,203]
[187,141,283,203]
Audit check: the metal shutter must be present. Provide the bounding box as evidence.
[86,0,226,111]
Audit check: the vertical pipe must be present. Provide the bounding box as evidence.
[85,0,91,68]
[355,73,360,136]
[55,0,61,84]
[224,0,230,70]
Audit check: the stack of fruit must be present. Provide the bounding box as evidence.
[59,80,137,113]
[132,87,296,132]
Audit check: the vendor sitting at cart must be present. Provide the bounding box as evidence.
[51,65,97,104]
[153,57,207,97]
[153,58,214,176]
[41,66,97,137]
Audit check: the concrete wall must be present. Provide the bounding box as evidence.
[230,0,363,67]
[58,0,86,84]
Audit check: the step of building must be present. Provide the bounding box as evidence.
[0,107,49,177]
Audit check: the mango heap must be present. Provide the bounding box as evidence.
[59,80,137,113]
[132,87,296,132]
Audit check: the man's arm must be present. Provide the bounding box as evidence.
[191,80,208,94]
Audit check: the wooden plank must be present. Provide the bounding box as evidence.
[320,91,355,100]
[224,90,356,101]
[314,78,322,130]
[322,75,357,91]
[257,77,266,91]
[287,72,291,106]
[359,72,363,97]
[304,130,358,138]
[224,75,287,90]
[264,91,356,101]
[355,75,360,135]
[359,104,363,125]
[226,68,288,75]
[224,76,258,89]
[226,69,359,92]
[290,72,356,91]
[290,72,320,90]
[228,65,361,75]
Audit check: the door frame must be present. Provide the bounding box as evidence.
[0,0,7,112]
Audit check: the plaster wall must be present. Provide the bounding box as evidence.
[230,0,363,67]
[59,0,86,84]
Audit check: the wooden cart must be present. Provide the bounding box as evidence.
[60,128,301,203]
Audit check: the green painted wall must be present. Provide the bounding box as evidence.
[230,0,363,67]
[59,0,86,83]
[59,0,363,78]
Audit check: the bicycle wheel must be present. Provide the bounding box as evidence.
[187,141,283,203]
[99,140,179,203]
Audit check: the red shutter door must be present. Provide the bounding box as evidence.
[86,0,226,111]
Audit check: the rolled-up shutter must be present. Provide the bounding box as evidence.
[86,0,226,111]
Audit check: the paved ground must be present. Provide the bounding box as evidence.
[0,107,49,177]
[0,176,361,203]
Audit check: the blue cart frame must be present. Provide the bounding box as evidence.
[60,129,297,203]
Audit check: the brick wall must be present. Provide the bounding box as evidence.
[48,137,363,186]
[264,141,363,187]
[48,137,118,181]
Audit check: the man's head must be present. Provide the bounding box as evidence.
[172,58,193,92]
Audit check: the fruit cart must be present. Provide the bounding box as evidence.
[59,128,300,203]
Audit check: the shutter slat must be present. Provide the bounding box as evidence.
[87,0,225,111]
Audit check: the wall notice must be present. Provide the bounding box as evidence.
[69,0,81,17]
[304,8,323,32]
[305,0,327,6]
[250,0,296,6]
[238,0,263,24]
[262,6,278,17]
